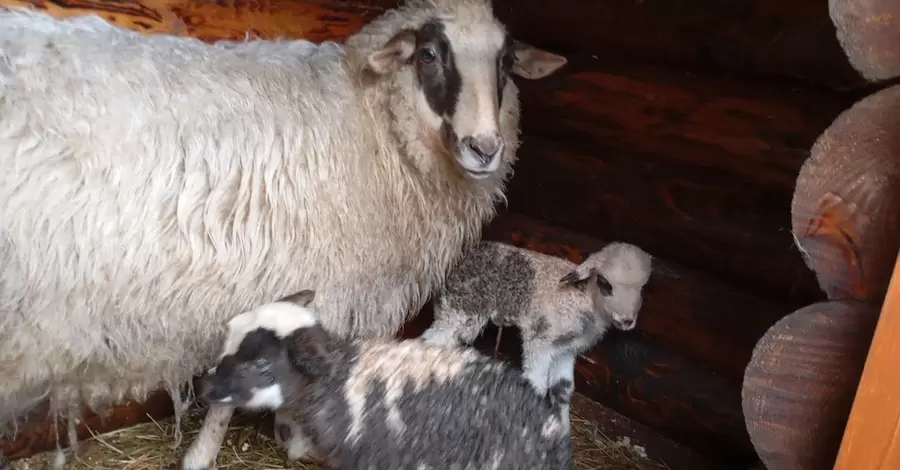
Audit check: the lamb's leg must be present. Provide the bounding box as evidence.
[181,404,234,470]
[420,304,488,347]
[273,408,322,462]
[520,345,555,397]
[546,353,577,434]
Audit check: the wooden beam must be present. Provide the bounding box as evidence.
[742,300,879,470]
[0,0,869,91]
[833,252,900,470]
[506,56,864,306]
[412,212,778,464]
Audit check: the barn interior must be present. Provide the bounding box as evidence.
[1,1,899,470]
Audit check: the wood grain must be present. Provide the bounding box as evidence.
[742,300,880,470]
[792,83,900,303]
[506,56,862,306]
[834,253,900,470]
[474,212,774,464]
[829,0,900,82]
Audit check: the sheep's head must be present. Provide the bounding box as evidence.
[363,0,567,179]
[559,242,653,331]
[199,290,334,410]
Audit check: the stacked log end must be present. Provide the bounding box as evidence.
[742,300,880,470]
[791,83,900,303]
[829,0,900,82]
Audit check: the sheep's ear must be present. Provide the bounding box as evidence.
[367,29,417,75]
[511,40,568,80]
[281,290,316,308]
[283,326,333,378]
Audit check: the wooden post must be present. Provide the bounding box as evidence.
[833,251,900,469]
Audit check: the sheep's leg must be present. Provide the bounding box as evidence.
[273,409,322,462]
[420,305,487,348]
[546,353,576,434]
[520,346,555,397]
[181,404,234,470]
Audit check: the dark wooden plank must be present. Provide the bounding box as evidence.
[829,0,900,82]
[0,391,174,461]
[792,83,900,304]
[346,0,864,89]
[423,211,775,464]
[742,300,879,470]
[480,212,787,381]
[504,56,866,306]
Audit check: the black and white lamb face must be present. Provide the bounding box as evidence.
[365,0,567,179]
[200,290,326,410]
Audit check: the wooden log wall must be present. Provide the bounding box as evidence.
[0,0,891,467]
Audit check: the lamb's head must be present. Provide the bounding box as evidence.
[199,290,335,410]
[559,242,653,331]
[354,0,567,179]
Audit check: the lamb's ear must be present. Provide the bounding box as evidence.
[281,290,316,308]
[284,326,333,378]
[512,40,568,80]
[559,267,594,285]
[367,29,417,75]
[649,257,682,279]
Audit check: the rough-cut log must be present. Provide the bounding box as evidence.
[506,56,861,307]
[1,0,865,89]
[829,0,900,82]
[792,84,900,303]
[0,0,384,43]
[0,391,174,461]
[742,300,879,470]
[834,255,900,470]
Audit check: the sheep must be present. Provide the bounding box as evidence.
[420,240,654,430]
[198,290,575,470]
[0,0,567,464]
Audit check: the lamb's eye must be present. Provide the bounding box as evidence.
[596,276,613,296]
[419,48,437,64]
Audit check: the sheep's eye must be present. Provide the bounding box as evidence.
[419,47,437,64]
[596,276,613,296]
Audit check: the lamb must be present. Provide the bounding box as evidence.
[198,290,575,470]
[0,0,567,465]
[420,241,654,429]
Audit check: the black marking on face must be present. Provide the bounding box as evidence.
[202,328,281,404]
[596,274,613,296]
[497,34,514,108]
[413,20,462,118]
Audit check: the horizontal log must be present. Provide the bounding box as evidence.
[829,0,900,82]
[406,212,777,462]
[742,300,879,470]
[505,56,866,306]
[792,83,900,303]
[0,390,174,461]
[1,0,869,90]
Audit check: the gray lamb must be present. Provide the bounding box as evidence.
[420,240,653,428]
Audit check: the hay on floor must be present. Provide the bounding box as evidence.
[10,406,670,470]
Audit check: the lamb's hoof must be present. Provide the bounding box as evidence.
[180,449,213,470]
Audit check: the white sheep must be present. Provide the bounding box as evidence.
[420,240,654,429]
[198,290,575,470]
[0,0,567,466]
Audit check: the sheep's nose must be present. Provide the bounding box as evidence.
[462,133,503,163]
[619,319,635,329]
